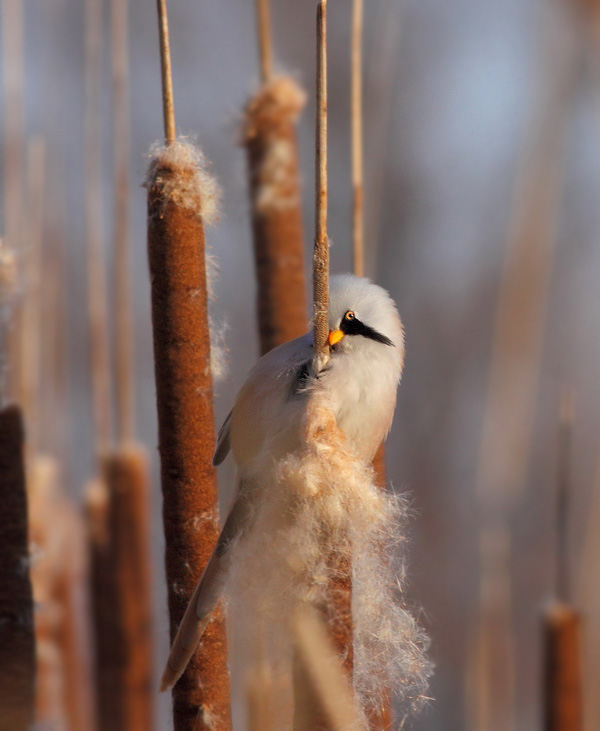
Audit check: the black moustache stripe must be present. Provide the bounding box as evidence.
[341,317,394,347]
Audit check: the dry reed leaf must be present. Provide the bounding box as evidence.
[292,605,363,731]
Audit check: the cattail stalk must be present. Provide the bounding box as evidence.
[318,0,354,686]
[313,0,329,368]
[156,0,175,145]
[147,2,231,727]
[255,0,273,85]
[88,448,153,730]
[0,405,35,731]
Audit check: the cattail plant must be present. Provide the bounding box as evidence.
[243,0,308,355]
[0,405,36,731]
[0,6,35,725]
[146,1,231,727]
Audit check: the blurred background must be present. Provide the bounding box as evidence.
[2,0,600,728]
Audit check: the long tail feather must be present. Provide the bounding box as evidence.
[160,548,227,691]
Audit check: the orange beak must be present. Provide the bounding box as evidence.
[328,329,345,346]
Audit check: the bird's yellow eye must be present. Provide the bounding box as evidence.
[344,311,355,321]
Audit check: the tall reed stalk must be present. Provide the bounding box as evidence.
[351,4,392,726]
[84,0,112,453]
[2,0,25,403]
[146,1,231,727]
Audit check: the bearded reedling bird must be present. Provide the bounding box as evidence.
[160,274,405,691]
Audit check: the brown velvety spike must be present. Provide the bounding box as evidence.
[88,446,154,731]
[147,146,231,730]
[543,603,582,731]
[244,76,308,355]
[0,405,35,731]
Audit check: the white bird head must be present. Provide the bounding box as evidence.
[327,274,404,365]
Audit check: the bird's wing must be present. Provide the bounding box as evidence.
[212,409,232,466]
[160,485,254,691]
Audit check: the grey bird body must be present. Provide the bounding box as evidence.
[160,275,404,691]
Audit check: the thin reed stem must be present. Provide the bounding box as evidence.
[313,0,329,365]
[556,388,574,604]
[2,0,24,403]
[112,0,135,443]
[351,0,364,278]
[21,138,45,455]
[156,0,176,144]
[255,0,273,84]
[85,0,113,453]
[364,0,402,277]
